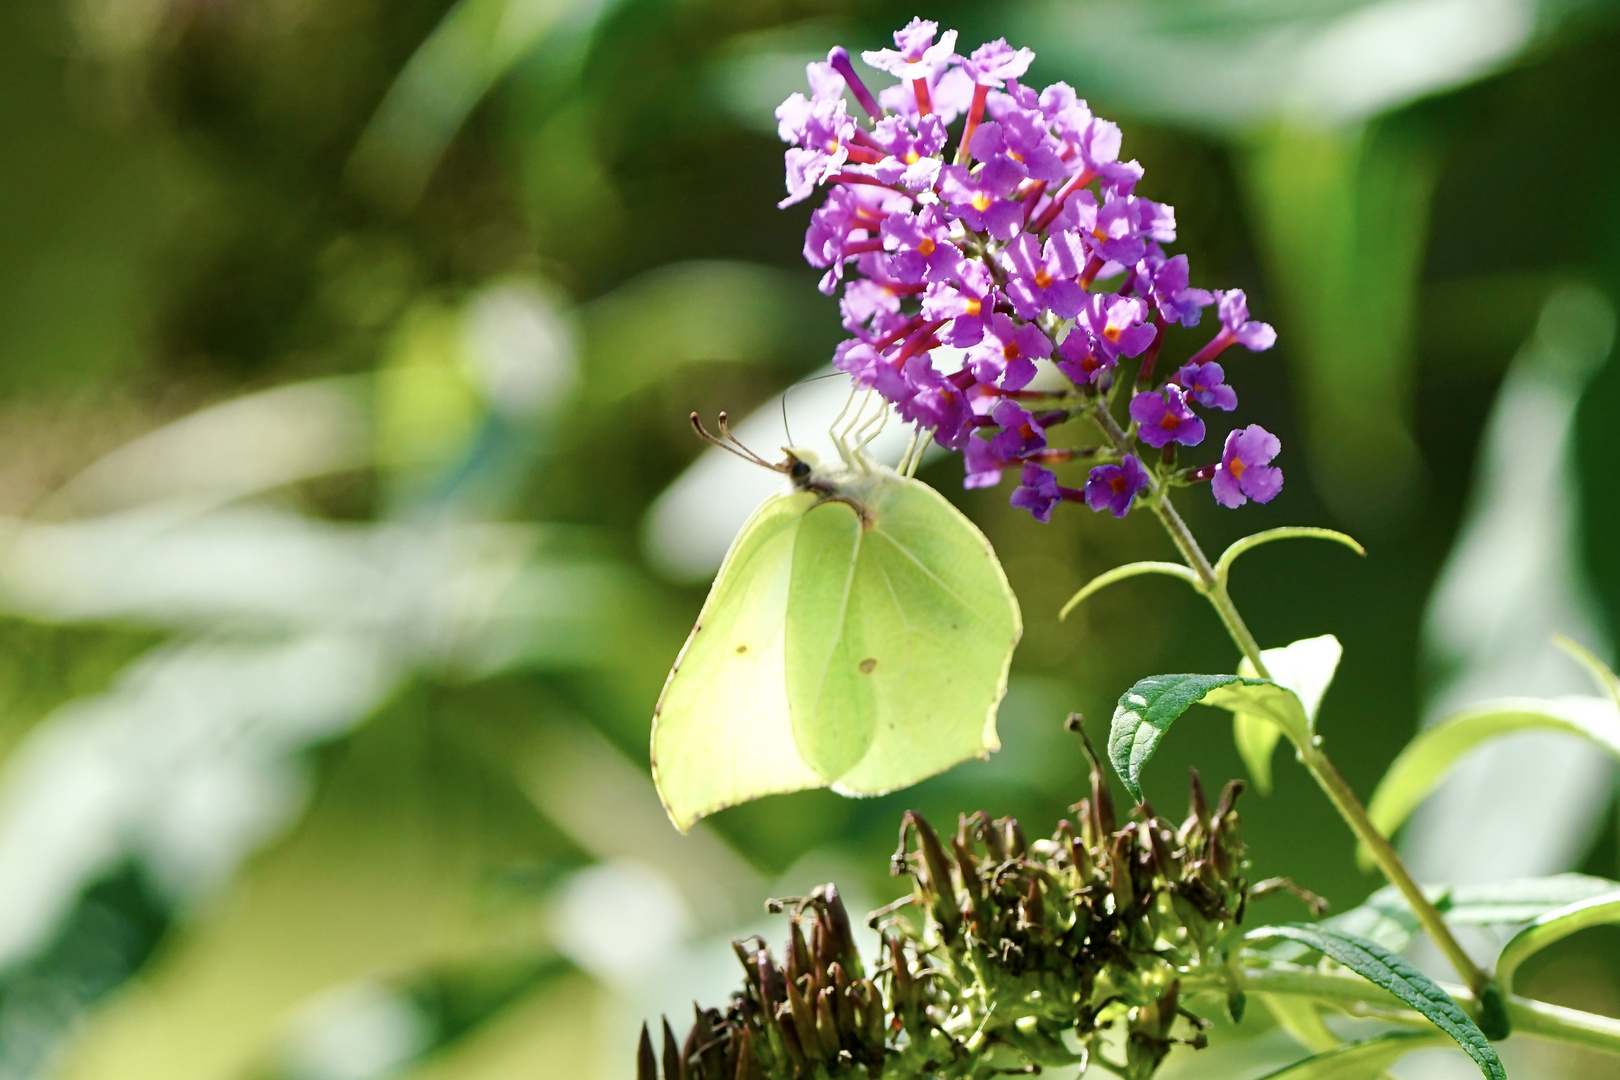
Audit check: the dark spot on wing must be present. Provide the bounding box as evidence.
[735,644,748,654]
[859,657,877,674]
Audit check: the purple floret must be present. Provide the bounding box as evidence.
[968,314,1050,390]
[1084,455,1148,518]
[939,161,1025,239]
[1130,385,1205,448]
[862,18,958,79]
[956,38,1035,88]
[1001,233,1084,320]
[1213,425,1283,507]
[1216,289,1277,351]
[1011,463,1069,522]
[1175,361,1237,411]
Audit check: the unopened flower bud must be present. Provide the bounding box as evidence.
[784,977,825,1061]
[661,1018,682,1080]
[1000,816,1028,858]
[816,986,841,1054]
[637,1023,658,1080]
[900,810,961,937]
[1109,832,1136,911]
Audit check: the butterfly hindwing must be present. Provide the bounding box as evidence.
[831,478,1021,794]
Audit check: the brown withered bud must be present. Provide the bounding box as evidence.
[830,962,855,1037]
[661,1018,683,1080]
[1072,797,1097,850]
[900,811,961,937]
[773,1003,807,1066]
[1109,832,1136,911]
[810,884,858,974]
[1141,810,1179,880]
[733,1028,760,1080]
[638,1024,658,1080]
[969,809,1007,862]
[1213,778,1245,824]
[787,919,812,984]
[1000,816,1029,859]
[951,835,984,908]
[887,933,912,1005]
[784,977,825,1061]
[732,941,760,993]
[810,917,835,979]
[1057,819,1094,883]
[756,951,786,1011]
[1019,876,1045,930]
[815,986,841,1054]
[1187,767,1211,829]
[682,1006,707,1071]
[856,980,886,1047]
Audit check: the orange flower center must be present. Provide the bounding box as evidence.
[972,192,993,212]
[1103,325,1122,343]
[965,299,981,316]
[1003,342,1021,361]
[918,237,936,256]
[904,149,920,164]
[1229,458,1247,479]
[1159,412,1180,431]
[1109,475,1126,494]
[1034,269,1053,289]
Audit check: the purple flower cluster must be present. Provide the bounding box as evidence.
[778,18,1284,521]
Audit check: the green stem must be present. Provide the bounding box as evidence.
[1237,963,1620,1057]
[1086,401,1490,997]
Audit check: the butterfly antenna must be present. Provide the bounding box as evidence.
[689,412,780,470]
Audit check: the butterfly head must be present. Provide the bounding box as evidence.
[782,447,821,490]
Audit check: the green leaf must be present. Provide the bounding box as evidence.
[1360,696,1620,869]
[1554,634,1620,713]
[1233,635,1343,793]
[1448,874,1620,927]
[1259,993,1343,1053]
[1214,527,1365,590]
[1109,673,1257,800]
[1109,671,1313,800]
[1496,890,1620,995]
[1255,1032,1451,1079]
[1246,924,1505,1080]
[1058,560,1203,621]
[1293,875,1620,960]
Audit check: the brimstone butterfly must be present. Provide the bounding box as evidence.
[652,412,1022,832]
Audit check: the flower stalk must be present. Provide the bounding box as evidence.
[1086,395,1491,998]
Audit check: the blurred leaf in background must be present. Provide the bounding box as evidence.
[0,0,1614,1078]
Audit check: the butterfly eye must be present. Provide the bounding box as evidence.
[790,460,811,481]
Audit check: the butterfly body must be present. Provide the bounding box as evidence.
[653,447,1022,831]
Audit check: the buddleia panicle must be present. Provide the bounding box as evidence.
[778,18,1284,522]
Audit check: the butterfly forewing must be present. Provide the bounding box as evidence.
[651,492,824,831]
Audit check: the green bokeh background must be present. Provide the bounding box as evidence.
[0,1,1617,1077]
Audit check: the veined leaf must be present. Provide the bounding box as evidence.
[1109,673,1262,800]
[1246,924,1504,1080]
[1233,635,1343,793]
[1256,1032,1450,1079]
[1496,890,1620,995]
[1110,672,1312,800]
[1360,696,1620,868]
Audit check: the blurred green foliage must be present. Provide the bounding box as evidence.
[0,1,1616,1078]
